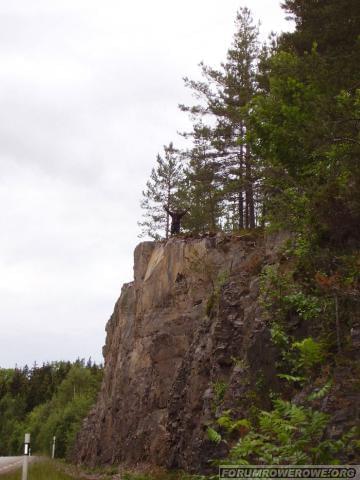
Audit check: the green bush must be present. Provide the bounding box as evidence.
[284,292,322,321]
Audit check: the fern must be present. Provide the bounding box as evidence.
[278,373,304,383]
[207,427,222,444]
[292,337,326,371]
[307,380,332,401]
[288,404,307,425]
[216,410,233,431]
[224,400,346,465]
[216,411,251,433]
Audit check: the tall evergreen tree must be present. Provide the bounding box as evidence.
[180,8,261,230]
[219,7,260,229]
[138,142,184,239]
[179,123,223,233]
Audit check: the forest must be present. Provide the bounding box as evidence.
[0,360,102,458]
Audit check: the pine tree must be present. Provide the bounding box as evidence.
[179,123,223,233]
[180,8,261,230]
[138,142,184,239]
[220,7,260,229]
[280,0,360,92]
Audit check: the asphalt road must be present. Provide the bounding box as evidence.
[0,456,26,474]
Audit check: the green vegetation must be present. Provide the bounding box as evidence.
[225,400,357,465]
[206,427,222,445]
[140,8,263,237]
[216,411,251,435]
[292,338,326,372]
[269,323,327,382]
[206,270,229,317]
[121,472,206,480]
[138,142,183,239]
[207,399,358,465]
[0,460,77,480]
[212,381,228,405]
[140,0,360,246]
[0,360,102,458]
[0,462,208,480]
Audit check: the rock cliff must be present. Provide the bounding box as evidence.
[74,234,359,470]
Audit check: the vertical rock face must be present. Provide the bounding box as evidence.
[74,234,274,470]
[74,233,359,470]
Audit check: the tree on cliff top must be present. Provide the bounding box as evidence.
[179,7,262,231]
[247,0,360,243]
[138,142,184,240]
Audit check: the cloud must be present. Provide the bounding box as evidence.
[0,0,292,367]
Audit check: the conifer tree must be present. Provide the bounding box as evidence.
[220,7,260,229]
[138,142,183,239]
[180,8,261,230]
[179,123,223,233]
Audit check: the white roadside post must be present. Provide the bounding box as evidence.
[22,433,30,480]
[52,436,56,459]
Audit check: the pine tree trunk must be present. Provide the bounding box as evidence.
[238,122,245,229]
[210,193,217,231]
[238,190,244,230]
[166,180,171,239]
[245,147,255,229]
[165,212,169,239]
[245,197,249,229]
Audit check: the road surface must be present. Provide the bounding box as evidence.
[0,456,29,474]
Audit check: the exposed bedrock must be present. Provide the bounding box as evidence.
[73,233,358,470]
[73,234,277,470]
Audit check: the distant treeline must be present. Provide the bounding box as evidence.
[0,359,102,458]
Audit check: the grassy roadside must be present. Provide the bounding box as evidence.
[0,459,205,480]
[0,460,78,480]
[59,461,205,480]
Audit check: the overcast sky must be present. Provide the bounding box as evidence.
[0,1,292,368]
